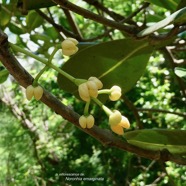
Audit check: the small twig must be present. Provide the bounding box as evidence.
[161,47,186,99]
[137,108,186,118]
[83,0,136,25]
[35,9,75,39]
[124,2,150,24]
[62,8,83,40]
[123,95,143,129]
[151,26,180,40]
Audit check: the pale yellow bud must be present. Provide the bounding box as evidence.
[111,125,124,135]
[86,115,95,128]
[62,47,78,56]
[26,85,34,100]
[79,115,87,128]
[79,115,95,129]
[61,38,78,56]
[88,77,103,89]
[86,81,98,98]
[66,37,78,45]
[34,86,43,100]
[78,83,90,102]
[119,116,130,129]
[109,110,122,126]
[109,85,122,101]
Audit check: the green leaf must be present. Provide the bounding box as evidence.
[174,67,186,82]
[26,10,43,32]
[0,7,11,27]
[30,34,51,44]
[0,67,9,84]
[124,129,186,155]
[145,0,180,11]
[18,0,56,10]
[57,39,153,99]
[9,23,26,35]
[138,7,186,37]
[44,27,60,41]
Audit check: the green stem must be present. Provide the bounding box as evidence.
[102,105,113,116]
[92,98,113,116]
[92,97,103,107]
[48,45,61,64]
[9,42,76,84]
[98,89,111,94]
[33,65,49,86]
[84,101,90,116]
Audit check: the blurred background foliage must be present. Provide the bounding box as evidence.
[0,0,186,185]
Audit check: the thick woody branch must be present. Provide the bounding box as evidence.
[0,29,185,165]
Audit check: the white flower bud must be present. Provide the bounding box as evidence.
[78,83,90,102]
[67,37,78,45]
[111,124,124,135]
[86,81,98,98]
[109,85,122,101]
[119,116,130,129]
[62,48,78,56]
[61,38,79,56]
[26,85,34,100]
[34,86,43,100]
[86,115,95,128]
[109,110,122,126]
[79,115,95,129]
[79,115,87,128]
[88,77,103,89]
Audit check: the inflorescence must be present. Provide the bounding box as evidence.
[25,37,130,135]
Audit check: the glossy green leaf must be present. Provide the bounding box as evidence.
[145,0,180,11]
[26,10,43,32]
[124,129,186,155]
[57,39,153,98]
[175,67,186,82]
[0,67,9,84]
[138,7,186,37]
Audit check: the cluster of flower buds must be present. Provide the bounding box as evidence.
[61,38,78,56]
[26,85,43,101]
[109,110,130,135]
[79,115,95,129]
[78,77,103,102]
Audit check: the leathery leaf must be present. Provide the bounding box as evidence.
[124,129,186,155]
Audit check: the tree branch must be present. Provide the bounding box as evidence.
[51,0,137,36]
[83,0,137,25]
[137,108,186,118]
[35,9,76,39]
[62,8,83,40]
[0,29,186,165]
